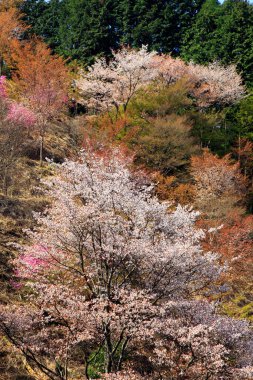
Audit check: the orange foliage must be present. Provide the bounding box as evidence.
[234,138,253,178]
[0,7,27,65]
[9,38,70,164]
[203,212,253,290]
[154,173,196,205]
[191,149,247,198]
[0,0,23,11]
[84,112,140,149]
[11,39,70,121]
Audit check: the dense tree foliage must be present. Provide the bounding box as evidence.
[0,4,27,74]
[20,0,253,88]
[21,0,205,64]
[76,46,157,113]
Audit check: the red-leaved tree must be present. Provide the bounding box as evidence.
[11,39,70,164]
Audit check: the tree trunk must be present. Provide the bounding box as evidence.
[117,337,129,371]
[106,352,113,374]
[3,166,8,196]
[39,134,44,166]
[84,357,90,380]
[238,133,241,164]
[105,323,113,373]
[0,56,3,76]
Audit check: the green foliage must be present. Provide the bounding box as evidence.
[21,0,61,49]
[21,0,118,64]
[222,294,253,322]
[21,0,253,86]
[189,94,253,157]
[181,0,221,63]
[201,95,253,158]
[226,94,253,141]
[181,0,253,87]
[87,348,105,378]
[115,0,205,53]
[216,0,253,86]
[127,82,200,173]
[21,0,205,64]
[190,110,231,155]
[126,81,223,173]
[133,114,199,174]
[56,0,117,64]
[129,79,193,118]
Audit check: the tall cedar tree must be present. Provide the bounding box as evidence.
[21,0,205,64]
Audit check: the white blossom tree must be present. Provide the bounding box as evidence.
[1,150,252,379]
[76,46,158,114]
[152,55,245,107]
[77,51,244,115]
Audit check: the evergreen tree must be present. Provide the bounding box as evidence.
[215,0,253,86]
[115,0,205,54]
[181,0,221,63]
[182,0,253,86]
[21,0,63,50]
[21,0,205,63]
[56,0,118,64]
[21,0,49,37]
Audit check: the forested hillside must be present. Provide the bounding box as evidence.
[21,0,253,85]
[0,0,252,379]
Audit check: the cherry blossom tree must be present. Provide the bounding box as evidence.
[1,150,252,379]
[153,55,245,107]
[190,62,245,107]
[77,52,244,116]
[76,46,158,115]
[151,55,189,85]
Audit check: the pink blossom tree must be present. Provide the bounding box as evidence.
[0,150,252,379]
[0,75,37,129]
[189,62,245,107]
[6,102,37,129]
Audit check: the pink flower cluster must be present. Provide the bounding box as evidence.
[0,75,6,98]
[6,102,37,128]
[22,254,47,268]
